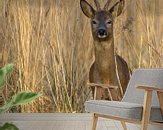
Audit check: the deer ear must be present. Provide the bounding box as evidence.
[80,0,95,18]
[109,0,125,18]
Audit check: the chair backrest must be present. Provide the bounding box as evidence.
[122,69,163,107]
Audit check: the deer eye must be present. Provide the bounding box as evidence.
[92,20,97,25]
[107,21,112,25]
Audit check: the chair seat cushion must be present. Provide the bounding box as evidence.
[85,100,163,122]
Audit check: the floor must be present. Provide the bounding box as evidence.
[0,113,141,130]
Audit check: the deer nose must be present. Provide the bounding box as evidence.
[98,29,106,36]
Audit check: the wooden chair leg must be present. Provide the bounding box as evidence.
[157,91,163,114]
[121,121,127,130]
[94,87,102,100]
[92,113,98,130]
[141,90,152,130]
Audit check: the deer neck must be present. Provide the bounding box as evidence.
[94,38,116,76]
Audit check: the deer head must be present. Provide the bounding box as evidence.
[80,0,125,40]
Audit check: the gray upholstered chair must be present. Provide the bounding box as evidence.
[85,69,163,130]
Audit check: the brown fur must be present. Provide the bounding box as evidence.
[80,0,130,100]
[89,39,130,100]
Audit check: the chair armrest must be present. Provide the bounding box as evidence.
[137,86,163,92]
[87,83,118,89]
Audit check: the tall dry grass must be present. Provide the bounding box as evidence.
[116,0,163,69]
[1,0,93,112]
[0,0,162,112]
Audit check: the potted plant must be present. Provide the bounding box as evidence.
[0,64,42,130]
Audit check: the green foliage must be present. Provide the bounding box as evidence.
[0,92,42,114]
[11,92,42,106]
[0,123,19,130]
[0,64,14,90]
[0,64,42,130]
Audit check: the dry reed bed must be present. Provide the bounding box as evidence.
[0,0,162,112]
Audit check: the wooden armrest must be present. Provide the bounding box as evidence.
[137,86,163,92]
[87,83,118,89]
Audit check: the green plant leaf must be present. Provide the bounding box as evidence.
[0,107,7,113]
[0,102,12,114]
[0,123,19,130]
[11,92,42,106]
[0,64,14,90]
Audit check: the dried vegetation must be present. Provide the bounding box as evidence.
[0,0,162,112]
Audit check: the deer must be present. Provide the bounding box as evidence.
[80,0,130,101]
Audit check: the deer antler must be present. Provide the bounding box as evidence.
[104,0,112,10]
[94,0,101,11]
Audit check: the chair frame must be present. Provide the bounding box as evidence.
[88,83,163,130]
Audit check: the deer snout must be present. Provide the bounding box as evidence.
[98,29,107,38]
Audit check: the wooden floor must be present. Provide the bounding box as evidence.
[0,113,126,130]
[0,113,140,130]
